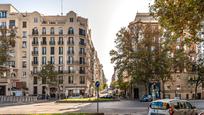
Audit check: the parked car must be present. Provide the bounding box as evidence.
[100,94,113,99]
[148,99,198,115]
[140,95,152,102]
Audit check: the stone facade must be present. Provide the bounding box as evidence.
[0,4,105,97]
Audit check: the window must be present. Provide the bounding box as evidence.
[68,27,74,34]
[68,47,74,54]
[50,37,55,45]
[68,66,74,73]
[33,86,38,96]
[22,21,27,28]
[80,48,85,54]
[9,20,15,27]
[68,37,74,44]
[79,67,85,74]
[42,27,46,35]
[58,66,63,73]
[58,37,63,45]
[33,37,38,44]
[23,72,26,77]
[68,76,73,84]
[50,47,55,55]
[22,41,27,48]
[42,47,46,55]
[32,27,38,35]
[1,22,6,27]
[33,47,38,54]
[59,47,63,55]
[33,67,38,74]
[33,76,38,84]
[80,76,85,84]
[33,57,38,64]
[79,57,85,64]
[22,61,27,68]
[59,56,63,64]
[70,18,74,22]
[58,76,63,84]
[0,11,7,18]
[67,56,74,64]
[22,51,26,58]
[59,27,63,35]
[22,31,27,38]
[42,37,47,45]
[34,17,38,23]
[79,28,86,36]
[79,38,85,45]
[50,56,55,64]
[42,56,46,65]
[50,27,55,35]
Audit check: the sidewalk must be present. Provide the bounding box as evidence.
[0,100,54,107]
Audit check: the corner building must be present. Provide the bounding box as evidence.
[0,4,101,97]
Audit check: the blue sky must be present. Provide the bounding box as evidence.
[0,0,152,84]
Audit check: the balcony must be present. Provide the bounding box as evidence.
[79,70,86,74]
[32,51,38,55]
[41,41,47,45]
[79,42,86,46]
[79,61,86,65]
[50,32,55,35]
[67,41,74,45]
[67,51,74,55]
[31,71,39,75]
[58,41,64,45]
[42,32,46,35]
[32,31,38,36]
[32,61,38,65]
[59,32,63,36]
[32,41,39,46]
[79,52,86,56]
[49,41,55,45]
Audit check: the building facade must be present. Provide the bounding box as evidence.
[126,12,202,100]
[0,4,105,97]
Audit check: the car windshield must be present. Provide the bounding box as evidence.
[150,101,169,110]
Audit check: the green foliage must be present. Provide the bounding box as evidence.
[38,63,58,85]
[0,27,16,65]
[150,0,204,43]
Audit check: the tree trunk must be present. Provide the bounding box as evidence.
[162,80,165,99]
[194,82,198,100]
[144,82,148,95]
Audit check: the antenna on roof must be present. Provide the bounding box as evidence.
[61,0,63,16]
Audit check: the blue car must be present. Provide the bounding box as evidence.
[140,95,152,102]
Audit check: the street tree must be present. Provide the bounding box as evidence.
[188,57,204,99]
[150,0,204,43]
[0,27,16,76]
[38,63,59,98]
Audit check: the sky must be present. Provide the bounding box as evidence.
[0,0,152,85]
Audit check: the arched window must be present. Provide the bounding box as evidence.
[50,27,55,35]
[42,27,46,35]
[32,27,38,35]
[59,27,63,35]
[68,27,74,35]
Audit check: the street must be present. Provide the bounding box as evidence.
[0,100,204,114]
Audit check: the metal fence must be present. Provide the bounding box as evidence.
[0,96,37,103]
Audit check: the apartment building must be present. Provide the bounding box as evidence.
[0,4,105,97]
[127,12,202,100]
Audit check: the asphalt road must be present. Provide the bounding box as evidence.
[0,100,204,114]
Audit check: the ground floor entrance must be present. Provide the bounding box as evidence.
[0,85,6,96]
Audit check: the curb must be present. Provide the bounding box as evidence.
[55,99,120,103]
